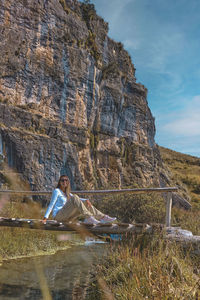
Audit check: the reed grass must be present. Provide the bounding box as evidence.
[89,235,200,300]
[88,147,200,299]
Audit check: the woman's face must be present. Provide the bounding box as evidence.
[60,176,69,188]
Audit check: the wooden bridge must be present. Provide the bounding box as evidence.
[0,186,186,231]
[0,216,151,235]
[1,187,199,253]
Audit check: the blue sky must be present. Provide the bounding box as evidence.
[88,0,200,157]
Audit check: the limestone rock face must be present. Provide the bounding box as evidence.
[0,0,164,191]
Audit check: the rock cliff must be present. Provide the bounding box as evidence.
[0,0,165,192]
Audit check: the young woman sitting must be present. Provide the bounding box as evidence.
[43,175,116,225]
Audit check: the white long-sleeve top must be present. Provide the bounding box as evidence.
[44,188,86,219]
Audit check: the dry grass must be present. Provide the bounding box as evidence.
[171,208,200,236]
[89,235,200,300]
[0,164,71,261]
[159,146,200,234]
[0,190,71,260]
[159,146,200,210]
[88,147,200,299]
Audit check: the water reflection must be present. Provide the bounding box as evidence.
[0,243,107,299]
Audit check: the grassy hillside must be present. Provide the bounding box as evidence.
[93,146,200,235]
[89,147,200,300]
[159,146,200,209]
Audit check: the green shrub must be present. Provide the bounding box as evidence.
[117,42,124,51]
[81,2,96,30]
[85,31,101,62]
[101,62,120,79]
[0,97,9,104]
[59,0,70,14]
[93,193,166,224]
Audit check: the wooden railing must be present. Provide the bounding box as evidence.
[0,187,178,227]
[0,187,178,196]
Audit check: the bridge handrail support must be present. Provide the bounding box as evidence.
[0,187,178,227]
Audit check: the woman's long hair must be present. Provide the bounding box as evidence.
[56,175,71,199]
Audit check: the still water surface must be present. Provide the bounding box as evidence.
[0,241,107,300]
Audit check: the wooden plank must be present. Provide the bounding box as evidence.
[0,217,151,234]
[0,187,178,196]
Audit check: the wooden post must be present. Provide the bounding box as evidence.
[165,192,172,227]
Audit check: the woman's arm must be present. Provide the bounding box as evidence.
[70,194,92,207]
[79,197,87,201]
[70,194,88,202]
[43,189,59,220]
[79,197,92,207]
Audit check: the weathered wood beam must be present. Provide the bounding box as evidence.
[0,187,178,196]
[165,192,172,227]
[0,217,151,234]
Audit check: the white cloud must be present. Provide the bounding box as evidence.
[162,95,200,137]
[123,39,141,50]
[165,119,200,136]
[93,0,133,27]
[145,31,185,72]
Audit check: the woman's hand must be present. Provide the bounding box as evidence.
[42,218,47,224]
[86,199,92,207]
